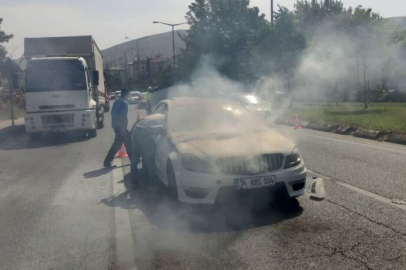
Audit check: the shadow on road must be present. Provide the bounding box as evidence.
[0,131,90,150]
[100,172,303,233]
[83,164,130,179]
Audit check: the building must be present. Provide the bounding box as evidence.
[149,57,171,76]
[128,59,147,79]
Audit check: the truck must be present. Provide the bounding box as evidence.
[23,35,109,139]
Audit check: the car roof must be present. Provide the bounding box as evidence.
[167,97,234,106]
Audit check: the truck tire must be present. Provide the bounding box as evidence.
[97,106,105,129]
[88,129,97,138]
[104,104,110,113]
[29,133,41,141]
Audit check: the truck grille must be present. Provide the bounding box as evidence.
[216,154,284,175]
[41,114,74,125]
[39,104,75,110]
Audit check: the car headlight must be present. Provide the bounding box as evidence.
[284,148,302,169]
[181,154,212,173]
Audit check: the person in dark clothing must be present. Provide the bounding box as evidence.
[130,113,166,187]
[103,88,133,168]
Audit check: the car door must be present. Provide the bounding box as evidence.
[153,104,172,185]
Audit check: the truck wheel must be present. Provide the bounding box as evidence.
[29,133,41,141]
[104,104,110,113]
[97,106,105,129]
[88,129,97,138]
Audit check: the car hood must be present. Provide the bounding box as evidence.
[170,129,295,159]
[245,104,271,112]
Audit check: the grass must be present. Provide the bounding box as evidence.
[0,106,24,122]
[288,103,406,133]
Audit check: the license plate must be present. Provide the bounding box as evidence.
[234,176,276,191]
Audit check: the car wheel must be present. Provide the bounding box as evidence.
[166,160,178,201]
[275,197,300,211]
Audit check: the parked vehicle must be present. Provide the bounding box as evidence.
[24,36,106,138]
[138,92,147,109]
[131,97,306,205]
[129,91,141,104]
[385,89,406,102]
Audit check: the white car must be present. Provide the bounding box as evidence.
[133,97,306,205]
[129,91,141,104]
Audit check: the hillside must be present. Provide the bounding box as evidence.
[386,16,406,28]
[102,30,188,68]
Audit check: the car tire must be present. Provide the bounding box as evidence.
[166,160,178,201]
[275,197,300,211]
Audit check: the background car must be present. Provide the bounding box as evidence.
[132,97,306,206]
[129,91,141,104]
[138,92,147,109]
[384,89,406,102]
[109,93,116,100]
[232,93,273,124]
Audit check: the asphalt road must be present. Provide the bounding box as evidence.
[0,106,405,270]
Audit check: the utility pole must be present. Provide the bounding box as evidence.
[153,21,188,70]
[171,25,176,68]
[271,0,274,28]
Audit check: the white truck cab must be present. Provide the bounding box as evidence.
[24,36,107,139]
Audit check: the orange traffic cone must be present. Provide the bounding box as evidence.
[293,113,302,129]
[137,110,142,122]
[115,144,128,158]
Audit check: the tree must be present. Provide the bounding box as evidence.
[179,0,268,82]
[351,6,382,109]
[0,18,13,64]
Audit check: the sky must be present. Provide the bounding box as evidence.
[1,0,405,58]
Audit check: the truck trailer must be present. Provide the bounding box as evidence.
[24,35,109,139]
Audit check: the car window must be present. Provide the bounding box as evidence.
[153,103,167,115]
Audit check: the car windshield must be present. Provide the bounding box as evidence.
[26,59,86,92]
[168,102,265,135]
[234,94,263,105]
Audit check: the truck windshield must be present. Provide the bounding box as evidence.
[26,59,87,92]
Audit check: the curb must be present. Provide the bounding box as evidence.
[275,116,406,146]
[354,128,382,140]
[387,133,406,145]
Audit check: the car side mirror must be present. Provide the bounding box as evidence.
[92,70,99,86]
[149,125,166,136]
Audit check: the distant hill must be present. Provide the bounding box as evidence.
[386,16,406,28]
[102,30,188,68]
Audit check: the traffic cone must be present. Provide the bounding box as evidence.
[293,113,302,129]
[115,144,128,158]
[137,110,142,121]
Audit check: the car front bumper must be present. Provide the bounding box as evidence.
[172,160,307,205]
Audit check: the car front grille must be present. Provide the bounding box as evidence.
[216,154,284,175]
[41,114,74,125]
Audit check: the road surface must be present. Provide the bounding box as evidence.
[0,106,405,270]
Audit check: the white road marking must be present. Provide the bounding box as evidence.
[295,130,406,155]
[307,169,406,211]
[112,159,137,270]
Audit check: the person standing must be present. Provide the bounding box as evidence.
[146,87,152,115]
[104,88,133,168]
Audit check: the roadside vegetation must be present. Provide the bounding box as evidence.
[289,103,406,133]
